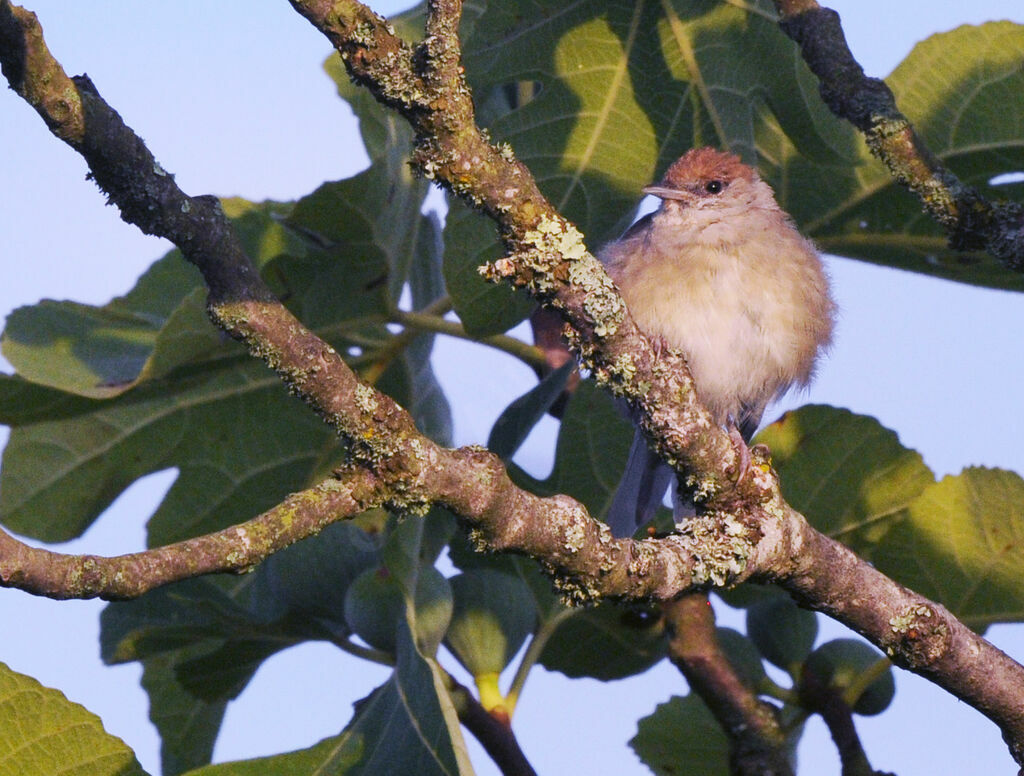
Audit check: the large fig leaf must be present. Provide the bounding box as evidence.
[630,694,730,776]
[451,1,1024,337]
[1,100,448,544]
[792,22,1024,291]
[873,467,1024,630]
[759,408,1024,628]
[0,662,148,776]
[754,405,934,555]
[181,629,472,776]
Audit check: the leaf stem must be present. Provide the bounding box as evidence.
[391,307,546,368]
[842,656,892,709]
[333,637,396,666]
[362,294,546,383]
[504,607,574,714]
[360,296,451,384]
[759,674,799,704]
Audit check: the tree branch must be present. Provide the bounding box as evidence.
[772,0,1024,269]
[757,511,1024,765]
[664,594,794,776]
[0,472,377,600]
[446,674,537,776]
[4,0,1024,766]
[798,666,891,776]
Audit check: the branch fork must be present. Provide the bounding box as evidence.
[3,0,1024,765]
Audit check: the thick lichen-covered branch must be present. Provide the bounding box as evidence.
[773,0,1024,269]
[0,473,378,600]
[5,0,1024,765]
[0,0,750,606]
[289,0,750,507]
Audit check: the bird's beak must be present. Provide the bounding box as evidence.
[641,185,688,201]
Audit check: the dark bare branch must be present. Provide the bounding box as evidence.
[773,0,1024,269]
[446,674,538,776]
[664,594,794,776]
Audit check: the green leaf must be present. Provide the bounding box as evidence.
[141,650,228,775]
[460,2,1024,299]
[440,201,535,337]
[104,523,387,770]
[100,579,260,665]
[179,733,358,776]
[784,22,1024,292]
[400,213,454,446]
[174,639,285,703]
[0,357,339,544]
[631,695,729,776]
[0,661,148,776]
[0,202,345,546]
[519,380,634,521]
[218,199,311,273]
[2,38,453,540]
[0,196,314,402]
[0,373,96,425]
[320,51,441,302]
[746,596,818,673]
[101,578,284,773]
[487,360,573,459]
[1,194,448,544]
[444,569,538,677]
[183,630,473,776]
[449,0,864,333]
[872,467,1024,629]
[539,601,666,680]
[754,405,934,556]
[463,1,683,235]
[1,256,218,399]
[453,1,676,335]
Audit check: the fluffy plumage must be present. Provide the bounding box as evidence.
[601,148,835,536]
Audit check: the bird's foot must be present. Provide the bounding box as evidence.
[726,422,753,485]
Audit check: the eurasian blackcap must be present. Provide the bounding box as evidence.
[600,147,835,537]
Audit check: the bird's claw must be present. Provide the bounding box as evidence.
[727,423,752,485]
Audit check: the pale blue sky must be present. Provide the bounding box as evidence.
[1,2,1023,774]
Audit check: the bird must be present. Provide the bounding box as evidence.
[600,147,835,537]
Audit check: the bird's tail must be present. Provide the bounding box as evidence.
[605,428,676,537]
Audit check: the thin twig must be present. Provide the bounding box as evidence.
[773,0,1024,269]
[391,308,546,368]
[445,673,538,776]
[799,667,890,776]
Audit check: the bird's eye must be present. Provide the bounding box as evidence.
[704,180,724,194]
